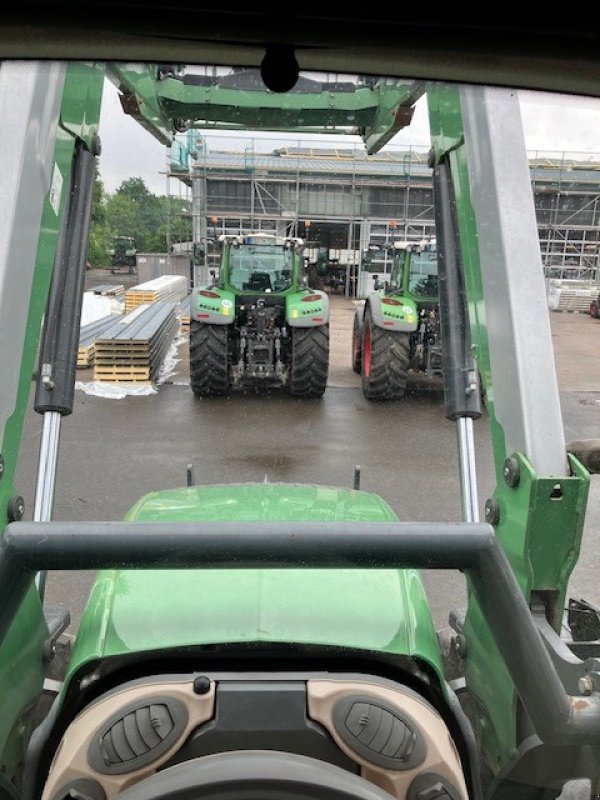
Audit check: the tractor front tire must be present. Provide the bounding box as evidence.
[290,325,329,398]
[189,320,230,397]
[361,307,409,400]
[352,313,362,374]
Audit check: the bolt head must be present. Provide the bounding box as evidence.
[503,457,521,488]
[485,498,501,526]
[7,495,25,522]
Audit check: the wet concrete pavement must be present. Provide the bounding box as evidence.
[14,295,600,630]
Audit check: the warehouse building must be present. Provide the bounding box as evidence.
[169,136,600,295]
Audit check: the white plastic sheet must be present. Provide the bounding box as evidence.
[75,381,157,399]
[80,292,124,326]
[156,333,187,385]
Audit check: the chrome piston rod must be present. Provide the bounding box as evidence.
[33,411,62,597]
[457,416,479,523]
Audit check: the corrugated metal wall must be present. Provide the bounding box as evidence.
[136,253,193,290]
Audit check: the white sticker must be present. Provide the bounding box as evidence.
[221,299,233,308]
[402,305,413,314]
[49,163,63,216]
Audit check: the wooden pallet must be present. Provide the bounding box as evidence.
[177,296,191,334]
[91,283,125,299]
[77,344,96,368]
[77,314,119,369]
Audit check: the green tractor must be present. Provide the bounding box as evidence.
[353,242,441,400]
[189,233,329,397]
[108,236,137,274]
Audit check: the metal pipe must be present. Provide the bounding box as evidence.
[33,412,61,524]
[457,417,479,522]
[2,519,600,744]
[33,411,61,598]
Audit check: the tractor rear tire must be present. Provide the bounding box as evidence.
[290,325,329,398]
[352,313,362,374]
[189,320,230,397]
[361,307,409,400]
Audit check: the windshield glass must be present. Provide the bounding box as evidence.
[229,244,293,292]
[4,55,600,800]
[408,251,438,297]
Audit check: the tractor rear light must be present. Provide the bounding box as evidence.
[381,297,402,306]
[302,294,321,302]
[383,321,394,326]
[312,317,324,322]
[199,290,219,298]
[198,313,210,318]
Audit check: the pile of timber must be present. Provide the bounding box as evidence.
[178,296,191,334]
[125,275,187,313]
[91,284,125,299]
[93,303,178,383]
[77,315,117,368]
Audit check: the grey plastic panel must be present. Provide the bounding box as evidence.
[459,85,567,476]
[167,681,357,773]
[333,695,426,771]
[366,295,417,333]
[88,696,188,775]
[408,772,462,800]
[0,62,65,455]
[51,778,106,800]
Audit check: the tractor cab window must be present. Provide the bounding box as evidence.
[229,245,293,293]
[409,251,438,297]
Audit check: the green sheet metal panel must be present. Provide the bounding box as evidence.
[69,483,443,683]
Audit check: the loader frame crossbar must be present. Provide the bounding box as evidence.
[1,519,599,747]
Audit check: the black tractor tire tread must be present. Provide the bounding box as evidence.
[352,313,362,374]
[189,321,230,396]
[362,311,410,400]
[290,325,329,398]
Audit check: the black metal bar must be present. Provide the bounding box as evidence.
[34,139,97,416]
[1,519,600,745]
[433,160,481,421]
[4,521,487,571]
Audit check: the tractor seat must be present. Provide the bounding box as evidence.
[243,271,272,291]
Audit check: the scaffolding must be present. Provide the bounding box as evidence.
[168,136,600,290]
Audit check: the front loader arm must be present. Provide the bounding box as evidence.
[0,62,104,782]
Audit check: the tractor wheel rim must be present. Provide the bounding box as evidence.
[363,325,372,377]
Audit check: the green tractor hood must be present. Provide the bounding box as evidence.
[69,483,443,683]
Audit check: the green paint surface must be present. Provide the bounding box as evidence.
[69,483,443,685]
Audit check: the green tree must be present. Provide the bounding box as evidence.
[87,169,111,267]
[89,175,193,263]
[106,177,165,252]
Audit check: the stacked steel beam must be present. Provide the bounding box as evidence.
[77,315,118,368]
[93,303,178,383]
[125,275,187,313]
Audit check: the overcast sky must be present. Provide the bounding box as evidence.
[96,78,600,196]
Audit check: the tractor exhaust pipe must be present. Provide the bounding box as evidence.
[33,138,98,599]
[433,158,482,522]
